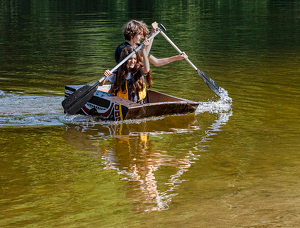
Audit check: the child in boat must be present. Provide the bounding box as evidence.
[115,20,188,66]
[101,42,151,104]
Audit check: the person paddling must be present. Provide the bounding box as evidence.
[115,20,188,66]
[101,40,151,104]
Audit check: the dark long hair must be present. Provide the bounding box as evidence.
[112,46,152,95]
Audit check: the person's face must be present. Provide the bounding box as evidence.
[127,54,137,69]
[132,30,144,43]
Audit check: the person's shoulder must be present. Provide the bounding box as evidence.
[118,41,131,49]
[115,41,131,62]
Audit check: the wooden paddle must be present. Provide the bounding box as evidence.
[62,25,166,115]
[159,29,221,97]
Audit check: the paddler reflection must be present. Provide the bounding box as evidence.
[63,112,232,213]
[97,126,194,213]
[63,115,200,212]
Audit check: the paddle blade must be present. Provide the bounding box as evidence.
[196,69,221,97]
[62,81,99,115]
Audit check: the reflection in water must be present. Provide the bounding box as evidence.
[1,75,232,213]
[63,93,232,213]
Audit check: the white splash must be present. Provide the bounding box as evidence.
[196,87,232,114]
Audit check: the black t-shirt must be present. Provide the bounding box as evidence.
[115,42,142,63]
[115,42,131,63]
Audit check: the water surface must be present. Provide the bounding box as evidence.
[1,0,300,227]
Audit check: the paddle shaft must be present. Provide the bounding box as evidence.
[160,31,197,70]
[160,30,221,97]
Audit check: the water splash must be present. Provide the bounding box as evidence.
[196,87,232,114]
[1,87,233,127]
[0,90,64,126]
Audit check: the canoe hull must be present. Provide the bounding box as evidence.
[64,85,199,121]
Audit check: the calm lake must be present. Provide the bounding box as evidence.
[1,0,300,227]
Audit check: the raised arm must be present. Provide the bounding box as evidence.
[144,21,158,55]
[141,39,150,74]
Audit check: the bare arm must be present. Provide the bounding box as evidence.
[145,22,158,55]
[142,39,150,74]
[149,52,188,67]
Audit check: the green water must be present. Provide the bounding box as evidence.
[1,0,300,227]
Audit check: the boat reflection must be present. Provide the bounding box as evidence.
[63,110,232,213]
